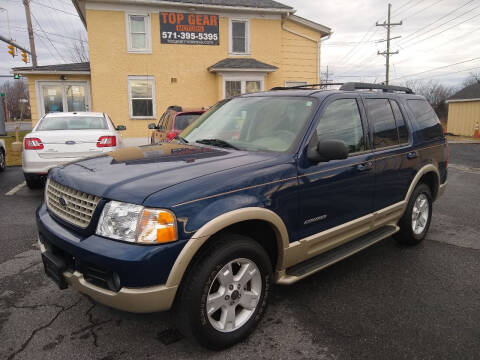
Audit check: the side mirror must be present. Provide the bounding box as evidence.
[307,139,349,163]
[116,125,126,131]
[148,123,157,130]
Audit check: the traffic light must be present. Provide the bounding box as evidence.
[14,74,20,80]
[8,44,16,57]
[21,50,28,63]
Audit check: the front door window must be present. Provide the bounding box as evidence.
[66,85,87,112]
[39,82,90,116]
[225,81,242,98]
[223,78,264,98]
[42,86,64,113]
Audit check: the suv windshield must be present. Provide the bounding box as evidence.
[37,116,108,131]
[181,97,317,152]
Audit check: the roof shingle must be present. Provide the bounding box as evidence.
[449,83,480,100]
[12,62,90,72]
[151,0,292,10]
[209,58,278,71]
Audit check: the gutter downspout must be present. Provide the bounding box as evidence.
[282,14,331,84]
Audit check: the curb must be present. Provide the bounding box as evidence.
[447,141,480,144]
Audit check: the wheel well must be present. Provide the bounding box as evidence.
[419,171,439,199]
[184,219,279,276]
[215,220,279,270]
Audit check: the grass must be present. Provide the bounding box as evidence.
[0,131,30,166]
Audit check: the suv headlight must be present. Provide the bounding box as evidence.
[96,201,177,244]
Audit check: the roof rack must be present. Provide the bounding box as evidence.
[270,83,344,91]
[339,82,414,94]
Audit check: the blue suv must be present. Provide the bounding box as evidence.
[37,83,448,349]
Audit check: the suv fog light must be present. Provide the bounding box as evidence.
[112,272,121,291]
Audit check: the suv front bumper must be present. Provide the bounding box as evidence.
[37,203,184,313]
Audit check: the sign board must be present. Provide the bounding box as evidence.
[160,12,219,45]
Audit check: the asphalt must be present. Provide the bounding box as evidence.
[0,145,479,360]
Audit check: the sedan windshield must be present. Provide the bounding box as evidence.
[181,97,317,152]
[37,116,108,131]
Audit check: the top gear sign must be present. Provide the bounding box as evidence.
[160,12,220,45]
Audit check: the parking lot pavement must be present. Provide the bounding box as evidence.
[1,145,479,360]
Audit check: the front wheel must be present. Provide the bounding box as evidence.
[175,234,272,350]
[394,183,433,245]
[24,173,44,189]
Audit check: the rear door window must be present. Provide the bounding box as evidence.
[365,98,398,148]
[390,100,409,144]
[174,113,202,131]
[407,99,443,139]
[316,98,365,154]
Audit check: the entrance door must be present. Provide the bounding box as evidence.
[38,81,90,116]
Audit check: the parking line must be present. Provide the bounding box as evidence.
[5,182,26,196]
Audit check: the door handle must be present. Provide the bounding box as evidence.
[407,151,418,159]
[357,161,373,172]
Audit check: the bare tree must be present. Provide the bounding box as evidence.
[69,31,89,63]
[0,80,30,120]
[462,72,480,87]
[405,79,456,123]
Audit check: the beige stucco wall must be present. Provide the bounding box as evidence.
[85,8,324,139]
[24,74,92,127]
[447,101,480,136]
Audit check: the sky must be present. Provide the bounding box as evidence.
[1,0,479,89]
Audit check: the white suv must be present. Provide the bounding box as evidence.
[22,112,126,188]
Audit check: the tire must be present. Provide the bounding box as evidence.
[394,183,433,245]
[24,173,44,189]
[175,233,272,350]
[0,149,5,172]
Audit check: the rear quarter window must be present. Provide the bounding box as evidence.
[174,113,202,131]
[407,99,443,139]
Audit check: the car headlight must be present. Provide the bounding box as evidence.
[96,200,177,244]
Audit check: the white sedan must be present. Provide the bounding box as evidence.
[22,112,126,189]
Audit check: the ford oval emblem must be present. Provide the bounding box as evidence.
[58,197,68,208]
[65,140,76,145]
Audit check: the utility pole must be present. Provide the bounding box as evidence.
[376,3,402,84]
[23,0,37,68]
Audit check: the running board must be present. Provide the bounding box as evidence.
[277,225,399,285]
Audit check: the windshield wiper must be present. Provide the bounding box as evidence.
[173,135,188,144]
[195,138,240,150]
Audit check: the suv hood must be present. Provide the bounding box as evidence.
[49,143,277,204]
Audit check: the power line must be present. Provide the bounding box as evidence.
[31,11,67,62]
[390,57,480,81]
[401,10,480,49]
[415,65,480,81]
[399,0,475,43]
[400,0,445,21]
[394,0,428,18]
[30,0,79,16]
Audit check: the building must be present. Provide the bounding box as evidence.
[446,83,480,137]
[13,0,331,144]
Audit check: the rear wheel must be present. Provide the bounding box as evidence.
[24,173,44,189]
[0,149,5,172]
[175,234,272,350]
[394,183,433,245]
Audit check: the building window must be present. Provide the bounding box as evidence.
[285,81,308,87]
[127,14,151,52]
[223,77,264,98]
[128,76,155,118]
[230,19,249,54]
[225,81,241,98]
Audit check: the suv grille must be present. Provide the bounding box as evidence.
[45,179,101,228]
